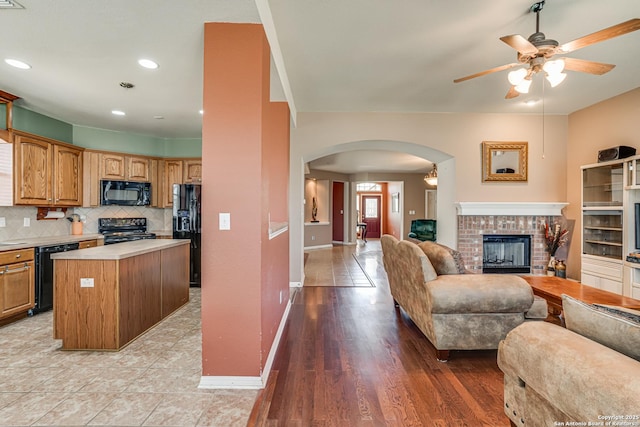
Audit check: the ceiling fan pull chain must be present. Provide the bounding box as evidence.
[542,75,546,160]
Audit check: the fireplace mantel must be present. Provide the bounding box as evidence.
[455,202,568,216]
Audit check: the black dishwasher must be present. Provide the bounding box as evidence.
[31,242,80,315]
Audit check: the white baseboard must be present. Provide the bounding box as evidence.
[198,296,292,390]
[304,244,333,250]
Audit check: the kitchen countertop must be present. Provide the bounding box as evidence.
[51,239,189,261]
[0,234,105,252]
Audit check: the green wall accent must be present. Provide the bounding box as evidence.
[162,138,202,157]
[12,106,73,143]
[73,126,202,157]
[2,105,202,157]
[0,104,5,129]
[73,126,164,156]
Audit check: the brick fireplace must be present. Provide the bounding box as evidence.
[456,202,568,274]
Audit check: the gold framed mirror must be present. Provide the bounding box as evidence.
[482,141,528,182]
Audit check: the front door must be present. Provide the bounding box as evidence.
[362,195,381,238]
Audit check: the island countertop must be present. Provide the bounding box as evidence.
[51,239,189,260]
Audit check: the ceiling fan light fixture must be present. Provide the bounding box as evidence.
[546,72,567,87]
[515,78,532,94]
[508,68,528,85]
[543,58,565,75]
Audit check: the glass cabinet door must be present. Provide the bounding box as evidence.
[582,163,623,207]
[582,210,623,259]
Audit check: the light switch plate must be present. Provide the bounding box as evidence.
[0,217,5,227]
[219,213,231,230]
[23,218,30,227]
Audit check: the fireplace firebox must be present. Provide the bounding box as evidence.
[482,235,531,274]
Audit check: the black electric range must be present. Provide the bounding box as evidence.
[98,217,157,245]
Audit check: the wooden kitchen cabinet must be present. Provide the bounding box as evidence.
[84,150,157,207]
[99,153,150,182]
[13,131,83,206]
[0,248,35,323]
[78,239,99,249]
[161,158,202,207]
[163,160,183,207]
[183,160,202,183]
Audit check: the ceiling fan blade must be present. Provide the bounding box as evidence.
[454,63,521,83]
[505,86,520,99]
[559,18,640,54]
[500,34,538,56]
[563,57,615,75]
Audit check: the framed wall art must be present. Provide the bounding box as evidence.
[391,193,399,213]
[482,141,528,182]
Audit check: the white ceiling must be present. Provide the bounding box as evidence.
[0,0,638,173]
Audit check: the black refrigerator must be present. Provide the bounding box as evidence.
[173,183,202,286]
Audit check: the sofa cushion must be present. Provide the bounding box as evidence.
[562,294,640,361]
[418,241,466,275]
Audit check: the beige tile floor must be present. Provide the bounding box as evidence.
[303,240,381,287]
[0,288,257,426]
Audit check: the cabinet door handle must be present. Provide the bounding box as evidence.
[15,254,21,258]
[6,264,31,273]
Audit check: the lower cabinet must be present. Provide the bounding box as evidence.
[0,248,35,322]
[581,255,623,294]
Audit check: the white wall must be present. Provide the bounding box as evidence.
[289,111,568,283]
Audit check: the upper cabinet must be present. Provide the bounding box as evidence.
[99,153,150,182]
[161,159,201,207]
[13,131,83,206]
[84,150,158,207]
[183,160,202,183]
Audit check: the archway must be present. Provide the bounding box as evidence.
[290,139,456,286]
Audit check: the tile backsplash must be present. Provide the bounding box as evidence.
[0,206,172,242]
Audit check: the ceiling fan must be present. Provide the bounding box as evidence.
[453,1,640,99]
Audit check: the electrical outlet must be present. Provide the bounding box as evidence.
[23,218,30,227]
[0,217,5,227]
[311,235,315,241]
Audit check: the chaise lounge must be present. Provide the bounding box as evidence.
[380,234,547,360]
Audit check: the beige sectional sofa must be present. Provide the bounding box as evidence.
[498,295,640,427]
[380,235,547,361]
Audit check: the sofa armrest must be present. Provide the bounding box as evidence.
[427,274,534,313]
[498,322,640,422]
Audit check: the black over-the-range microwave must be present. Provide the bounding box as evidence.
[100,180,151,206]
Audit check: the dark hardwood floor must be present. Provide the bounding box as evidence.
[249,242,510,426]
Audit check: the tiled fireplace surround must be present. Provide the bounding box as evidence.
[456,202,568,274]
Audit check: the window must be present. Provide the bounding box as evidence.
[356,182,381,192]
[365,197,379,218]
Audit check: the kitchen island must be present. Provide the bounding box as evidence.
[52,239,190,350]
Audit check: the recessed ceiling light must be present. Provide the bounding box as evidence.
[5,58,30,69]
[111,110,126,116]
[199,110,204,115]
[153,115,164,120]
[138,59,158,69]
[524,99,539,106]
